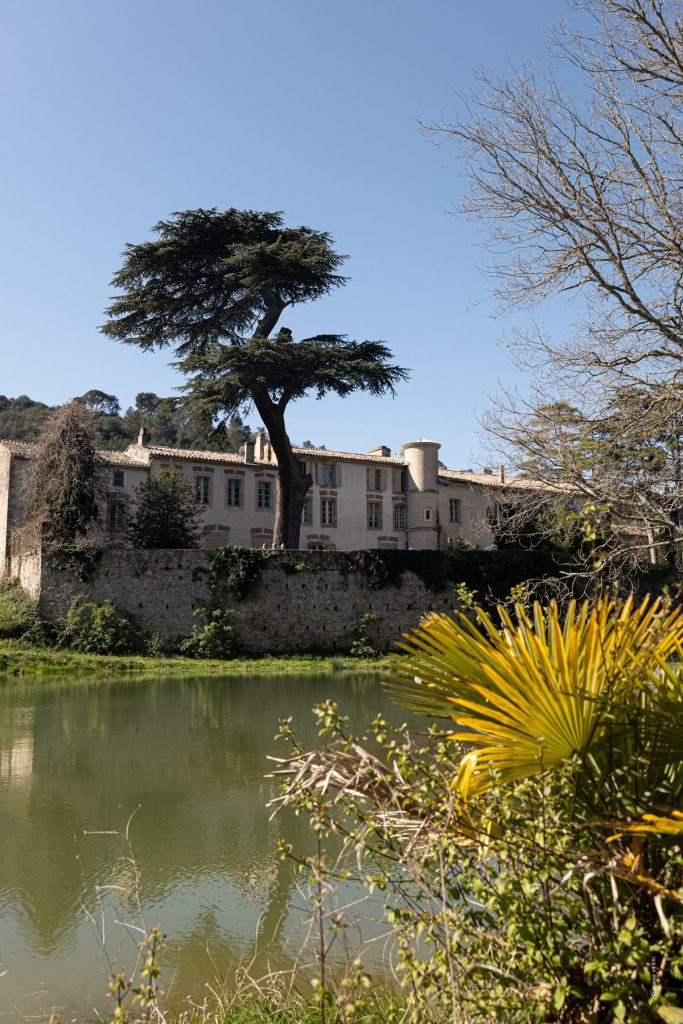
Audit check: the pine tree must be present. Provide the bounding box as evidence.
[127,470,202,549]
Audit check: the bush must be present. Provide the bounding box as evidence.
[179,606,235,659]
[349,611,379,657]
[146,632,166,657]
[0,579,39,638]
[58,596,142,655]
[275,706,683,1024]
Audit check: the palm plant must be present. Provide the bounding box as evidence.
[386,595,683,802]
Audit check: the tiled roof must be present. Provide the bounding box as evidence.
[439,469,564,491]
[0,439,146,467]
[100,450,147,466]
[293,446,404,466]
[139,444,250,465]
[439,469,505,486]
[0,436,549,488]
[137,442,404,467]
[0,439,38,458]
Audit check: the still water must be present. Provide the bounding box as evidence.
[0,674,413,1020]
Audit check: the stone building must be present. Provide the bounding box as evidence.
[0,430,514,572]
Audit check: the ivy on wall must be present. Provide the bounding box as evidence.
[50,545,104,582]
[205,546,569,606]
[208,547,275,601]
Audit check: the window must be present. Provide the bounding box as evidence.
[372,468,382,491]
[225,477,242,508]
[320,464,336,487]
[449,499,461,524]
[320,498,336,527]
[400,468,407,493]
[111,468,125,489]
[424,508,432,522]
[302,498,312,524]
[257,481,273,509]
[195,475,211,505]
[393,504,407,530]
[108,500,126,531]
[368,500,382,529]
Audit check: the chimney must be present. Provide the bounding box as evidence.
[137,426,149,448]
[499,464,506,484]
[241,440,255,464]
[369,445,391,458]
[254,430,266,461]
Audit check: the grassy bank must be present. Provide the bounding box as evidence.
[0,639,392,677]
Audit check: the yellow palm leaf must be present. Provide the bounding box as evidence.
[610,810,683,838]
[385,595,683,795]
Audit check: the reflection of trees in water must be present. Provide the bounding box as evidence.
[0,675,410,966]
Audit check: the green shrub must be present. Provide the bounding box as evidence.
[276,706,683,1024]
[349,611,379,657]
[179,606,235,659]
[0,579,39,638]
[21,617,58,647]
[146,631,166,657]
[58,596,142,655]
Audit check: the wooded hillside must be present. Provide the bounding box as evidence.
[0,390,253,452]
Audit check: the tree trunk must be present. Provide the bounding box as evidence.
[254,392,312,549]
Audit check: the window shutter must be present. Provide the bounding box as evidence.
[336,463,342,486]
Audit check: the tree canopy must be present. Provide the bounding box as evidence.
[102,209,347,353]
[181,331,407,427]
[101,208,408,547]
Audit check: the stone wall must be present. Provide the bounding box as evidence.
[22,547,467,653]
[14,546,555,654]
[11,549,42,600]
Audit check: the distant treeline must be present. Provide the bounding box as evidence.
[0,390,253,453]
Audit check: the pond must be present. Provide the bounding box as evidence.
[0,673,416,1021]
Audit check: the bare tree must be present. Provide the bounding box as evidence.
[27,402,105,548]
[429,0,683,575]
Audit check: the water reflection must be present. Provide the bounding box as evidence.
[0,674,411,1020]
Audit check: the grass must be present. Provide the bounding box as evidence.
[0,640,392,678]
[189,997,408,1023]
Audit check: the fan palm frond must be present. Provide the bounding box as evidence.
[385,596,683,795]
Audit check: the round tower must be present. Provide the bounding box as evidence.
[398,439,441,549]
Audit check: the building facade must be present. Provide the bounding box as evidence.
[0,430,510,572]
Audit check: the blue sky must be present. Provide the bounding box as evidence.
[0,0,574,469]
